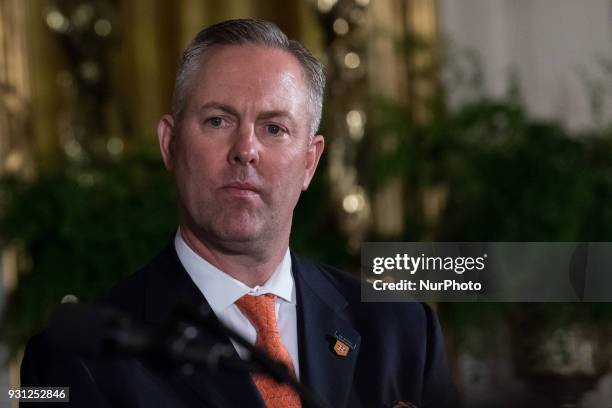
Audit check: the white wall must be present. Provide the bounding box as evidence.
[439,0,612,130]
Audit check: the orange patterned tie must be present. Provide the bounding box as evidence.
[235,294,302,408]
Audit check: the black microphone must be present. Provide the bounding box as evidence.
[47,303,256,373]
[49,303,331,408]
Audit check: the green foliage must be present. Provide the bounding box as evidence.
[0,151,177,355]
[368,87,612,242]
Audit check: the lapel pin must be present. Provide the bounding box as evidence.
[332,331,356,357]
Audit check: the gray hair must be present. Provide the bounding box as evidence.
[171,19,326,136]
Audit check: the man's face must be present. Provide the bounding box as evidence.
[158,45,324,253]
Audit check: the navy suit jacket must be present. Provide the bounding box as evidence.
[21,242,457,408]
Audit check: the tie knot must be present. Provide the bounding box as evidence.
[235,293,278,334]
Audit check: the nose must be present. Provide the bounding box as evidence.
[228,123,259,165]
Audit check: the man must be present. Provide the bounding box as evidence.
[21,19,457,408]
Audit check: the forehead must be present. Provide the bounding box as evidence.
[191,44,309,112]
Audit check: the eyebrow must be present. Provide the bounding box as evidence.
[198,102,296,126]
[258,110,295,125]
[198,102,239,117]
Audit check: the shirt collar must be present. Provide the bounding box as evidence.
[174,230,295,315]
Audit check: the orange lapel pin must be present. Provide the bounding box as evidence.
[333,339,350,357]
[332,331,356,357]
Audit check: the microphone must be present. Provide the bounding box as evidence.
[47,303,256,373]
[49,303,331,408]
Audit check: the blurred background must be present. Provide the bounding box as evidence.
[2,0,612,406]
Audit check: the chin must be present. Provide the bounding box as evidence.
[218,229,260,243]
[213,221,263,243]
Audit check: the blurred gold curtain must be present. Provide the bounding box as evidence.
[0,0,33,176]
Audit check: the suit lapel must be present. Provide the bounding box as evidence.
[292,253,361,408]
[143,243,265,408]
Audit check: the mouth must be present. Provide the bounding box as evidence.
[222,182,260,197]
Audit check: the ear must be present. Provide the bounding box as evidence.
[302,134,325,190]
[157,114,176,171]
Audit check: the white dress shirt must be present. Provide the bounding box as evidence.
[174,230,300,379]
